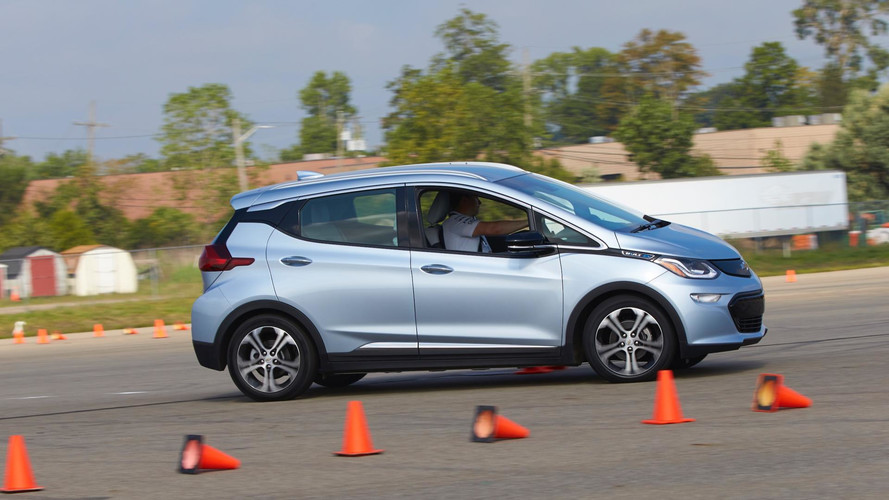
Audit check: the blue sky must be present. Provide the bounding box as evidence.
[1,0,831,162]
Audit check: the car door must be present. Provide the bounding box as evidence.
[267,186,418,359]
[410,187,563,357]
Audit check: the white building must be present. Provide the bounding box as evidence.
[61,245,138,296]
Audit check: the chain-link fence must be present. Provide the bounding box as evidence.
[1,201,888,301]
[650,200,889,253]
[0,245,203,302]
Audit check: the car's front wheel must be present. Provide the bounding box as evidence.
[583,295,676,382]
[227,315,317,401]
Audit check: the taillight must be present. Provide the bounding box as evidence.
[198,244,255,272]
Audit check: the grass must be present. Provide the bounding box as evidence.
[1,267,202,339]
[2,296,196,338]
[738,243,889,277]
[2,244,888,339]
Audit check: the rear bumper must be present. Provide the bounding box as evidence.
[193,340,224,371]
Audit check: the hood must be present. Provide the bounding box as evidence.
[615,222,740,260]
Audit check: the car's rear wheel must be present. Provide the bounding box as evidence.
[584,295,676,382]
[314,373,367,388]
[227,315,317,401]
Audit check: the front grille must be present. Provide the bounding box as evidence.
[729,292,764,333]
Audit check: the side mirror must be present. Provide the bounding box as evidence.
[505,231,555,257]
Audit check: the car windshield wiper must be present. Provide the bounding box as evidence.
[630,218,670,233]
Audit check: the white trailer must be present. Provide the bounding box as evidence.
[583,170,848,238]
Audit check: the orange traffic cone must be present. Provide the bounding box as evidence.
[471,406,530,442]
[335,401,383,456]
[785,270,797,283]
[642,370,695,425]
[12,321,26,344]
[123,328,137,335]
[1,435,42,493]
[93,324,104,338]
[36,329,49,345]
[515,366,553,375]
[153,319,168,339]
[50,331,67,341]
[178,435,240,474]
[173,322,189,331]
[752,374,812,412]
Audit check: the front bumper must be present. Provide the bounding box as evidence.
[648,271,767,358]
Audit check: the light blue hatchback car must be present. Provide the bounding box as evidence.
[192,162,766,401]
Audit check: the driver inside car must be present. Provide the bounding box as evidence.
[442,193,528,253]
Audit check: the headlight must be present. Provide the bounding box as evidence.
[655,257,719,279]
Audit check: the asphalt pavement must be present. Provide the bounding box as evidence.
[1,267,888,499]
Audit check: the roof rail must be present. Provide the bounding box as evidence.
[296,171,324,180]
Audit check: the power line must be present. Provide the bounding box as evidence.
[13,134,161,141]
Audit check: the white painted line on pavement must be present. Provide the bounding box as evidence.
[6,395,54,400]
[109,391,148,395]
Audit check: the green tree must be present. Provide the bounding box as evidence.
[0,210,53,253]
[0,153,32,226]
[432,8,512,91]
[383,10,570,180]
[614,95,720,179]
[713,42,817,130]
[47,209,96,249]
[686,82,738,127]
[384,64,530,164]
[297,71,357,155]
[32,149,87,179]
[103,153,163,173]
[801,84,889,200]
[533,47,617,143]
[158,83,252,170]
[817,62,851,110]
[763,140,797,172]
[617,29,707,104]
[794,0,889,83]
[128,207,203,248]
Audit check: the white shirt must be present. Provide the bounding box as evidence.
[442,212,491,253]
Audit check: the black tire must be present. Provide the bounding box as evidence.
[672,354,707,370]
[227,314,317,401]
[314,373,367,388]
[583,295,676,382]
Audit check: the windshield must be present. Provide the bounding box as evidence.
[498,173,648,231]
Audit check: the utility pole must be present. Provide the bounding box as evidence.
[336,110,344,170]
[523,47,532,129]
[73,101,109,174]
[232,118,274,192]
[0,119,16,157]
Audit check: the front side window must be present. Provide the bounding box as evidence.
[538,215,598,246]
[424,188,529,254]
[300,188,399,247]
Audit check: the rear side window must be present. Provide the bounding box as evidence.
[300,189,399,247]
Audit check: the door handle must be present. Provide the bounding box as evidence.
[420,264,453,275]
[281,256,312,267]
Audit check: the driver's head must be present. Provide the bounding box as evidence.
[455,193,481,217]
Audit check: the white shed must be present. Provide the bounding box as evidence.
[0,263,7,299]
[61,245,138,296]
[0,246,67,298]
